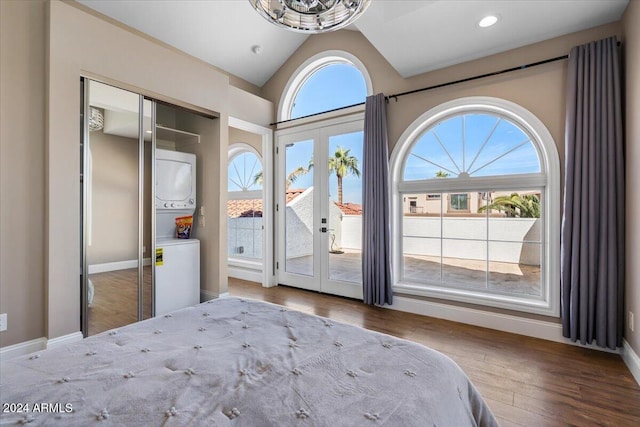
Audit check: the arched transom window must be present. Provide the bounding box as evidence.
[391,97,560,316]
[279,50,372,122]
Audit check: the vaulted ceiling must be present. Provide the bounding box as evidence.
[77,0,629,87]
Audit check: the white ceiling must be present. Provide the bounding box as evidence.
[77,0,628,87]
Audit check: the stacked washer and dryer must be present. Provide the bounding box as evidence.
[154,149,200,316]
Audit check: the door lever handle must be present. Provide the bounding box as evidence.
[319,227,327,233]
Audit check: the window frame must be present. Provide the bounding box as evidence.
[390,97,560,316]
[227,143,264,267]
[277,50,373,123]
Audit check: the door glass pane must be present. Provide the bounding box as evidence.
[284,139,314,276]
[327,131,363,283]
[86,81,141,335]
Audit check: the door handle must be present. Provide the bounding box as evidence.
[319,227,327,233]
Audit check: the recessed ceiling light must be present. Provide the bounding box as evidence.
[478,15,499,28]
[251,45,262,55]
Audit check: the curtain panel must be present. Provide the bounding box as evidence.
[362,93,393,305]
[561,36,624,349]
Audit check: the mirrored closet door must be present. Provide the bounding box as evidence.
[81,79,214,337]
[81,79,153,336]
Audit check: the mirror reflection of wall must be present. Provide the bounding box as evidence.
[84,80,148,336]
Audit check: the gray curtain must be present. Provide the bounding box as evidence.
[561,37,624,349]
[362,93,393,305]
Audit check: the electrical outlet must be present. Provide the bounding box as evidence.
[630,311,635,332]
[0,313,7,332]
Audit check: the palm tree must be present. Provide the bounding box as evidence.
[478,192,540,218]
[328,146,360,204]
[254,147,359,202]
[253,166,310,190]
[435,170,450,178]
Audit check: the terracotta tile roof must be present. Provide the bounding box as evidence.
[227,189,307,218]
[227,189,362,218]
[285,188,306,204]
[334,202,363,215]
[227,199,263,218]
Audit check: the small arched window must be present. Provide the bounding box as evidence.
[228,145,263,261]
[279,50,372,121]
[390,97,560,316]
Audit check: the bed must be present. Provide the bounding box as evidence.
[1,297,497,426]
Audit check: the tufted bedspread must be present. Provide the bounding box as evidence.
[1,297,498,426]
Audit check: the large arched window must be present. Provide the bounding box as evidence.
[278,50,372,121]
[390,97,560,316]
[228,145,263,263]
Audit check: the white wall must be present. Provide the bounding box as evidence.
[228,217,263,259]
[341,215,540,265]
[285,189,314,258]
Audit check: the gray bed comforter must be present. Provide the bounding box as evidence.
[1,297,498,426]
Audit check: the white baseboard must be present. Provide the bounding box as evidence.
[88,258,152,274]
[0,337,47,361]
[1,332,83,361]
[390,295,566,343]
[228,266,263,284]
[47,331,83,349]
[389,296,625,354]
[622,339,640,386]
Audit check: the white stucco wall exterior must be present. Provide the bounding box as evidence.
[341,216,540,265]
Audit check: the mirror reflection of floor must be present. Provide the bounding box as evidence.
[87,266,152,336]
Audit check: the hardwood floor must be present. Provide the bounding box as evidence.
[87,268,152,335]
[228,278,640,427]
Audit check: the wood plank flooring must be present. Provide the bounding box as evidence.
[228,278,640,427]
[87,268,152,335]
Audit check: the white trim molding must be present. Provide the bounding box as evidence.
[389,296,630,356]
[389,96,561,317]
[622,339,640,386]
[390,296,565,342]
[228,116,275,289]
[47,332,83,349]
[0,337,47,361]
[0,331,83,361]
[277,50,373,122]
[228,266,263,284]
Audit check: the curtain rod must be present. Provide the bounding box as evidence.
[270,41,621,127]
[385,54,568,102]
[270,54,565,127]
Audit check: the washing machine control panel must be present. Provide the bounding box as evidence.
[156,198,195,210]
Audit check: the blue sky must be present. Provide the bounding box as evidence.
[285,63,367,205]
[403,114,541,181]
[229,65,541,204]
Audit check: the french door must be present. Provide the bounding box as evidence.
[276,117,364,299]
